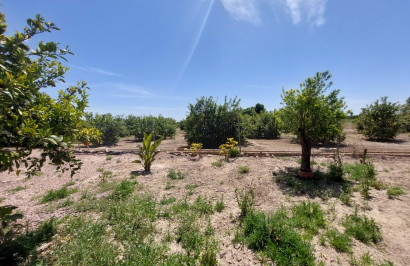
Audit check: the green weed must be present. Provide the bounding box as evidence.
[109,180,136,200]
[215,196,225,212]
[160,196,176,205]
[238,165,250,174]
[387,186,404,199]
[211,160,223,167]
[41,187,78,203]
[343,208,382,244]
[167,169,185,180]
[235,188,255,220]
[291,201,326,235]
[9,186,26,193]
[326,229,352,253]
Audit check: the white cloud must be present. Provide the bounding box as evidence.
[71,65,121,77]
[220,0,261,24]
[220,0,328,26]
[284,0,327,26]
[94,82,152,97]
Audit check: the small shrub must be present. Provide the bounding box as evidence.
[189,143,203,157]
[200,240,218,266]
[235,188,255,220]
[387,186,404,199]
[219,138,238,162]
[168,170,185,180]
[339,186,352,206]
[326,229,352,253]
[328,154,344,182]
[343,208,382,244]
[215,196,225,212]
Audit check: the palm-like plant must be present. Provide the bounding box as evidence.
[134,132,163,172]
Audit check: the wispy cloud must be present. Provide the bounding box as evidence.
[220,0,261,25]
[220,0,328,26]
[283,0,327,26]
[94,82,152,97]
[71,65,122,77]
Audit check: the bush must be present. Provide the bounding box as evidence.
[240,110,280,139]
[86,113,128,146]
[355,97,401,141]
[185,96,242,148]
[343,209,382,244]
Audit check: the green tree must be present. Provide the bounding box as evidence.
[0,12,97,176]
[185,96,241,148]
[355,97,401,141]
[279,71,347,173]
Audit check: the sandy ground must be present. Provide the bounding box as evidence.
[1,148,410,265]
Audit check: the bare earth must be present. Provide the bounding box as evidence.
[1,129,409,265]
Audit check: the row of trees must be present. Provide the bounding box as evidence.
[85,113,178,146]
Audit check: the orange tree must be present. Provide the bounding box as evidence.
[279,71,347,173]
[0,12,99,177]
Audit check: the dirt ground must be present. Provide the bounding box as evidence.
[1,128,409,265]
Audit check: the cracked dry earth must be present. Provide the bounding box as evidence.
[1,149,410,265]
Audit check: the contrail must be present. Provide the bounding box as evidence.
[172,0,215,91]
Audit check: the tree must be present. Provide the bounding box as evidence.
[355,97,401,141]
[0,12,98,177]
[185,96,241,148]
[279,71,347,173]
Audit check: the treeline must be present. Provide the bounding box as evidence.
[84,113,177,146]
[182,97,281,148]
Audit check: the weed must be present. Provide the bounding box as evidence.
[98,169,113,182]
[106,155,112,160]
[238,166,250,174]
[229,147,240,158]
[326,229,352,253]
[160,196,176,205]
[343,208,382,244]
[185,184,199,190]
[116,159,121,163]
[167,169,185,180]
[211,160,223,167]
[41,187,78,203]
[65,181,75,187]
[350,252,377,266]
[215,196,225,212]
[235,188,255,220]
[387,186,404,199]
[291,201,326,235]
[0,197,5,203]
[129,174,137,179]
[339,186,353,206]
[57,199,74,208]
[192,196,214,215]
[9,186,26,194]
[165,181,173,190]
[110,180,136,200]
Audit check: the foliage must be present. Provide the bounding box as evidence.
[235,188,255,220]
[85,113,128,146]
[134,132,162,172]
[215,196,225,212]
[238,208,315,265]
[355,97,401,141]
[240,110,280,139]
[326,229,352,253]
[109,180,136,200]
[185,96,242,148]
[0,13,99,177]
[41,186,77,203]
[279,71,347,171]
[229,147,240,158]
[219,138,238,161]
[343,208,382,244]
[167,169,186,180]
[344,162,377,199]
[399,97,410,132]
[0,205,23,245]
[291,201,326,235]
[387,186,404,199]
[124,114,177,141]
[189,143,203,157]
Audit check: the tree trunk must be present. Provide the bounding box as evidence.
[300,137,312,172]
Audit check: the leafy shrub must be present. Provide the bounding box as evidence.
[185,96,242,148]
[343,209,382,244]
[355,97,401,141]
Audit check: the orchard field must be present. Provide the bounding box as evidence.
[1,126,409,265]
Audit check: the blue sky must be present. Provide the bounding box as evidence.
[3,0,410,120]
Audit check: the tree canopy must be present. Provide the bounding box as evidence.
[279,71,347,171]
[0,12,98,177]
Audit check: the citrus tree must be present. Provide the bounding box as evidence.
[279,71,347,173]
[355,97,401,141]
[0,12,98,177]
